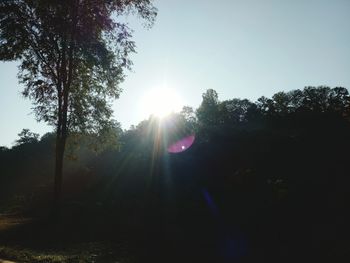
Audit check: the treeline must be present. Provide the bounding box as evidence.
[1,86,350,262]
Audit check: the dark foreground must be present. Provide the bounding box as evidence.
[1,87,350,262]
[0,164,349,263]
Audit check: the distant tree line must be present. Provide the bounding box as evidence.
[1,85,349,262]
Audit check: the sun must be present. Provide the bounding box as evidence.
[141,87,183,118]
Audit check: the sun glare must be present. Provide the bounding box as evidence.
[141,87,183,118]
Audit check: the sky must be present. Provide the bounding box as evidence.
[1,0,350,147]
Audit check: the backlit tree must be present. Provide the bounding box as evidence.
[0,0,156,211]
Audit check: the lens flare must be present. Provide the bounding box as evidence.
[167,135,195,153]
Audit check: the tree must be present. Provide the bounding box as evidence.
[256,96,275,116]
[196,89,220,126]
[0,0,157,211]
[180,106,197,131]
[14,128,40,146]
[219,98,255,124]
[272,92,291,115]
[0,146,9,153]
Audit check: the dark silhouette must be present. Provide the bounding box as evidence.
[0,86,349,262]
[0,0,157,213]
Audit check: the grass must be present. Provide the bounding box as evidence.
[0,209,134,263]
[0,246,80,262]
[0,242,133,263]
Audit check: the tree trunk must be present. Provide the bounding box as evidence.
[53,135,66,215]
[52,0,76,215]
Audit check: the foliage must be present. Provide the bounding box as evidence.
[0,86,349,262]
[0,0,156,133]
[0,0,157,206]
[14,128,40,146]
[196,89,220,126]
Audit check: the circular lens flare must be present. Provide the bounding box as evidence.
[167,135,195,153]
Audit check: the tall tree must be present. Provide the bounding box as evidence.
[196,89,220,126]
[0,0,156,211]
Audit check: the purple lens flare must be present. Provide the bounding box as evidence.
[167,134,195,153]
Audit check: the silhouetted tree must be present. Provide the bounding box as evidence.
[0,146,9,153]
[271,91,291,115]
[219,98,256,124]
[0,0,156,211]
[256,96,275,116]
[14,129,40,146]
[196,89,220,127]
[180,106,197,129]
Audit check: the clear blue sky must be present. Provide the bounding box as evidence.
[1,0,350,147]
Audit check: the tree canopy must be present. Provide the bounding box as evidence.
[0,0,156,132]
[0,0,157,209]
